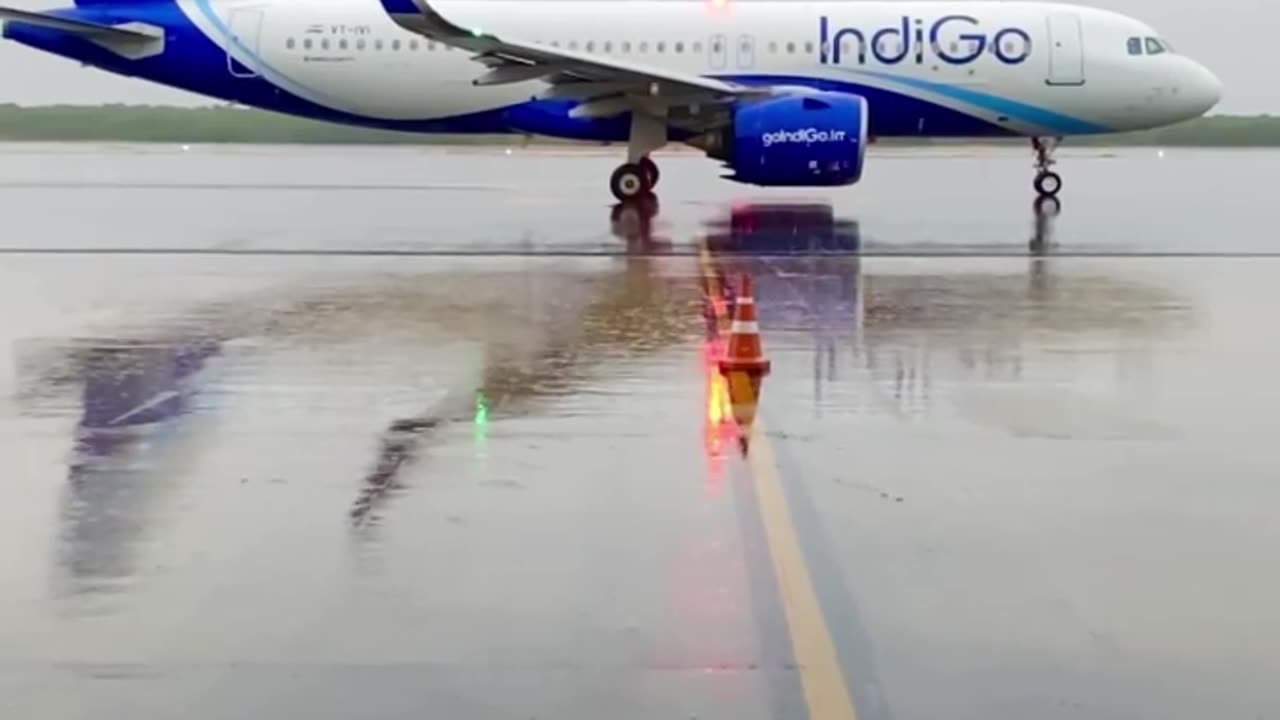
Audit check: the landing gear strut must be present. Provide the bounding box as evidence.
[1031,136,1062,215]
[610,111,666,202]
[1032,137,1062,198]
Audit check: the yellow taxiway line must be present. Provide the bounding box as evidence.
[696,243,858,720]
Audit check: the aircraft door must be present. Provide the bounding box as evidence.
[226,7,264,78]
[736,34,755,69]
[708,34,727,70]
[1045,12,1085,85]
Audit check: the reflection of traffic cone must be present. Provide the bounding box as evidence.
[719,274,770,456]
[724,369,763,456]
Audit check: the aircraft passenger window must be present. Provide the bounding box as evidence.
[358,38,366,50]
[321,38,330,50]
[286,37,295,49]
[621,41,630,53]
[656,41,665,53]
[639,41,649,52]
[375,39,383,50]
[550,40,559,47]
[805,41,814,54]
[410,39,419,51]
[1145,37,1165,55]
[786,41,795,53]
[675,41,684,53]
[393,39,402,51]
[585,41,594,52]
[303,38,312,50]
[767,40,777,53]
[339,38,348,50]
[568,40,578,50]
[603,41,612,53]
[692,41,702,53]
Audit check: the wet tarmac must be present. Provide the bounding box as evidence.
[1,144,1278,720]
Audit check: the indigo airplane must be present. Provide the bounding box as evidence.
[1,0,1221,201]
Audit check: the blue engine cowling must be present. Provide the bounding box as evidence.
[696,92,869,187]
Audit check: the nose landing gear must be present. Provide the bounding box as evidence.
[1032,136,1062,201]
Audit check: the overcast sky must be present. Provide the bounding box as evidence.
[0,0,1273,113]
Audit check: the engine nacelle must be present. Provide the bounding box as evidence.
[694,92,869,187]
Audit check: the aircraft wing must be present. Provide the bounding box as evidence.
[381,0,775,128]
[0,5,159,41]
[0,5,164,59]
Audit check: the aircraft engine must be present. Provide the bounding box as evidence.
[690,92,869,187]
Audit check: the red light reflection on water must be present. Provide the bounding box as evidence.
[702,337,739,495]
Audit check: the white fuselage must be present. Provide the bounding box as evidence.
[169,0,1221,136]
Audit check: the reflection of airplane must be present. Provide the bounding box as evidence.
[16,336,221,602]
[705,201,862,256]
[609,195,670,252]
[15,269,704,561]
[352,203,1192,485]
[694,200,1194,420]
[15,199,1194,552]
[67,338,219,464]
[2,0,1221,201]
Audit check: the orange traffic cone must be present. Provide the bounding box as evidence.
[718,274,771,376]
[718,274,770,456]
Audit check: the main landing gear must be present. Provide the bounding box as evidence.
[609,157,660,201]
[1031,136,1063,216]
[610,111,666,202]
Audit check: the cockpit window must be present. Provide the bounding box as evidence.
[1127,37,1143,55]
[1145,37,1166,54]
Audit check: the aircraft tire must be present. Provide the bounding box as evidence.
[1034,171,1062,197]
[610,163,651,201]
[639,156,660,188]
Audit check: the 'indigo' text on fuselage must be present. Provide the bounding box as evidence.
[817,15,1033,66]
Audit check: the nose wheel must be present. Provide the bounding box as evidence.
[1034,171,1062,197]
[1031,137,1062,198]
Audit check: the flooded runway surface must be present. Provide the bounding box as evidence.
[1,144,1278,719]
